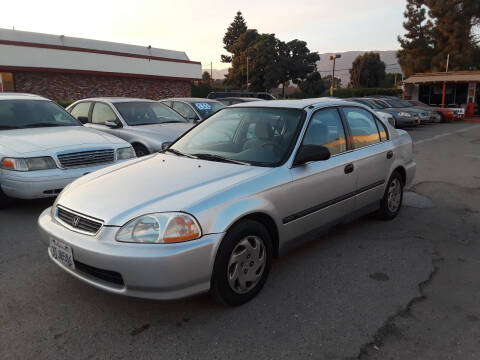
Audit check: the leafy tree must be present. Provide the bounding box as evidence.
[349,52,386,88]
[397,0,435,76]
[380,73,403,88]
[202,71,211,81]
[298,71,325,97]
[322,75,342,89]
[278,40,320,97]
[221,11,247,63]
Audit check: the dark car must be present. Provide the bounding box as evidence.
[159,98,225,122]
[348,98,419,128]
[371,96,440,124]
[407,100,464,122]
[207,91,275,100]
[217,97,263,106]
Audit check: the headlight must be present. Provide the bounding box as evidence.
[50,183,72,217]
[397,111,412,118]
[116,147,136,160]
[1,157,57,171]
[116,212,202,244]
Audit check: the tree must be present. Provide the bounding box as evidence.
[221,11,247,63]
[397,0,480,75]
[380,73,403,88]
[349,52,386,88]
[323,75,342,89]
[397,0,435,76]
[278,40,320,97]
[298,71,325,97]
[202,71,211,82]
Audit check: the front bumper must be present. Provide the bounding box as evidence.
[1,161,128,199]
[38,208,224,300]
[396,116,420,127]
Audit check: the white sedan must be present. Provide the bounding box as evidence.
[0,93,135,208]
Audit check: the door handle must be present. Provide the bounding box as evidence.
[344,163,354,174]
[386,151,394,159]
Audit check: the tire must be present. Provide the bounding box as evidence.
[211,220,273,306]
[0,186,14,209]
[133,144,149,157]
[377,171,404,220]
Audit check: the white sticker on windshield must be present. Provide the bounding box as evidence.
[195,103,212,110]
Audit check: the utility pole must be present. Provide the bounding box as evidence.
[246,56,249,91]
[328,54,341,96]
[442,54,450,108]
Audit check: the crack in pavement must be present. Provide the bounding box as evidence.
[352,257,442,360]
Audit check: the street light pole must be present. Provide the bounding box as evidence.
[246,56,249,91]
[328,54,341,96]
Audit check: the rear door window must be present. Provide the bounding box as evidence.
[342,107,381,149]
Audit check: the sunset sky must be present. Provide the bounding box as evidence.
[2,0,407,68]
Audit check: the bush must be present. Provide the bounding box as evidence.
[323,88,402,98]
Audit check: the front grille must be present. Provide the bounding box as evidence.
[57,149,114,169]
[57,207,103,234]
[74,260,124,286]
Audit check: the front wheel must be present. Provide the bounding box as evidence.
[377,171,404,220]
[133,144,149,157]
[211,220,273,306]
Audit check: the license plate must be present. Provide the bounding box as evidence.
[50,238,75,269]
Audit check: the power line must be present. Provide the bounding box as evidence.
[317,63,401,73]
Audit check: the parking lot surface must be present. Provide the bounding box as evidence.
[1,122,480,359]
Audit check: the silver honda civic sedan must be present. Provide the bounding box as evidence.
[38,98,416,306]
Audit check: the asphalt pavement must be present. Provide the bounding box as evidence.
[1,122,479,360]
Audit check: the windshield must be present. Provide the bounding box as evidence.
[170,107,305,167]
[191,102,225,119]
[0,100,81,130]
[114,102,187,126]
[383,98,412,108]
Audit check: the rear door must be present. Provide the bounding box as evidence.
[285,107,357,239]
[340,106,394,211]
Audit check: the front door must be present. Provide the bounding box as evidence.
[285,107,357,241]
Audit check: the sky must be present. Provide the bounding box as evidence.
[2,0,407,69]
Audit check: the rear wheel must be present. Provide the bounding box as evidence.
[133,144,149,157]
[0,187,14,209]
[211,220,273,306]
[377,171,403,220]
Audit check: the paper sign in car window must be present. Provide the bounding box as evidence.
[195,103,212,111]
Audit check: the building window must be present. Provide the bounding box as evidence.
[0,72,14,92]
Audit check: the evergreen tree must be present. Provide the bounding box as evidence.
[397,0,435,76]
[298,72,325,97]
[349,52,386,88]
[221,11,248,63]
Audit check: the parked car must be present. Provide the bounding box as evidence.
[407,100,464,122]
[347,98,397,127]
[349,97,419,128]
[159,98,225,122]
[217,97,263,106]
[67,98,193,157]
[39,98,415,306]
[372,96,440,124]
[207,91,276,100]
[0,93,135,208]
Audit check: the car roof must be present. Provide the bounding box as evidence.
[75,97,156,103]
[228,98,362,110]
[218,97,263,101]
[161,98,222,103]
[0,93,48,101]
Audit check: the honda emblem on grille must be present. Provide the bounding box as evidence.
[72,216,80,227]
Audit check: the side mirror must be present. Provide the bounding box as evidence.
[105,120,122,128]
[293,145,331,166]
[77,116,88,124]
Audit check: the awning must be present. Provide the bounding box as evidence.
[404,71,480,84]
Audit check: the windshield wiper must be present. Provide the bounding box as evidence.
[192,153,250,165]
[163,148,197,159]
[0,125,19,130]
[24,123,66,128]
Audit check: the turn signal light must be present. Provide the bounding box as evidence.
[1,159,15,169]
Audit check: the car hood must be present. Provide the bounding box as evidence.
[58,153,272,226]
[126,123,193,140]
[0,126,124,154]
